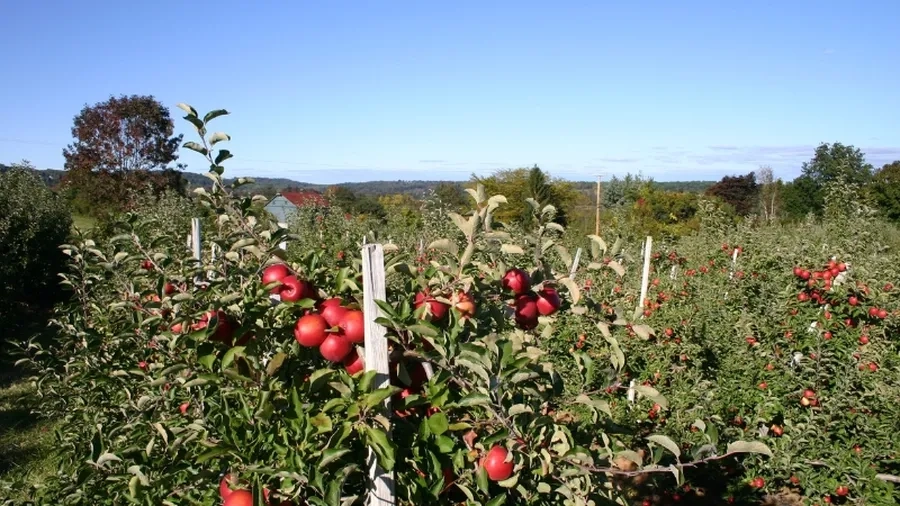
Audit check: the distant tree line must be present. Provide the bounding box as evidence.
[7,94,900,240]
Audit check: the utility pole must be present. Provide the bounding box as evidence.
[594,175,602,236]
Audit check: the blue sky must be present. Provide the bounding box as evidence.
[1,1,899,184]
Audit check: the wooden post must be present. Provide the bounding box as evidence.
[594,176,602,237]
[724,247,739,300]
[361,244,395,506]
[569,247,582,278]
[191,218,202,261]
[638,236,653,312]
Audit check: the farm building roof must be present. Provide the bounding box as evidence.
[264,190,328,222]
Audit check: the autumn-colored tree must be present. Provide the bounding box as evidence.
[62,95,185,216]
[704,171,760,216]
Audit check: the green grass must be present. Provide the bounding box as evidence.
[71,213,96,231]
[0,381,59,501]
[0,317,60,502]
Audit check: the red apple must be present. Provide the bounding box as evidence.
[514,294,539,329]
[319,334,352,362]
[163,282,176,295]
[294,314,329,347]
[262,264,291,293]
[536,287,561,316]
[414,291,449,321]
[835,485,849,497]
[223,489,253,506]
[219,473,246,499]
[204,310,233,344]
[482,445,514,481]
[502,268,531,295]
[279,276,313,302]
[339,310,365,343]
[343,348,365,375]
[318,297,343,309]
[321,304,349,328]
[849,296,858,306]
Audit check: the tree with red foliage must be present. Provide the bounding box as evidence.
[62,95,185,216]
[705,172,760,216]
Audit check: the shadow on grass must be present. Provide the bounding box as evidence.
[0,312,60,501]
[0,309,57,389]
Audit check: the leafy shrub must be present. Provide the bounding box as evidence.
[7,106,769,506]
[0,162,72,329]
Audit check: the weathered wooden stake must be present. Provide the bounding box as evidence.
[191,218,202,261]
[569,247,582,278]
[361,244,395,506]
[638,236,653,311]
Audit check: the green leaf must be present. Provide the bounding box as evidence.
[588,234,608,254]
[487,494,507,506]
[308,369,334,393]
[407,324,439,338]
[96,452,121,467]
[631,324,654,340]
[435,434,455,453]
[647,434,681,459]
[607,260,625,277]
[501,244,524,255]
[634,384,668,409]
[573,394,612,418]
[266,352,286,376]
[364,426,396,471]
[208,132,231,145]
[319,448,351,468]
[310,413,333,433]
[364,387,396,410]
[203,109,230,123]
[726,441,773,458]
[215,149,233,165]
[476,465,490,493]
[448,212,473,236]
[559,277,581,305]
[197,353,216,371]
[176,103,198,116]
[426,412,449,435]
[221,346,245,370]
[183,141,208,156]
[457,392,491,408]
[508,404,533,416]
[196,446,232,464]
[428,238,459,256]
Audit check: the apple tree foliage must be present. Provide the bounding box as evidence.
[11,106,771,506]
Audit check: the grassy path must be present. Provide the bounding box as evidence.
[0,319,60,502]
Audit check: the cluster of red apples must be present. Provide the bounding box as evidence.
[502,268,560,329]
[793,259,890,320]
[792,258,848,293]
[263,264,365,372]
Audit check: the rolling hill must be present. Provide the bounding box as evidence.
[1,164,716,197]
